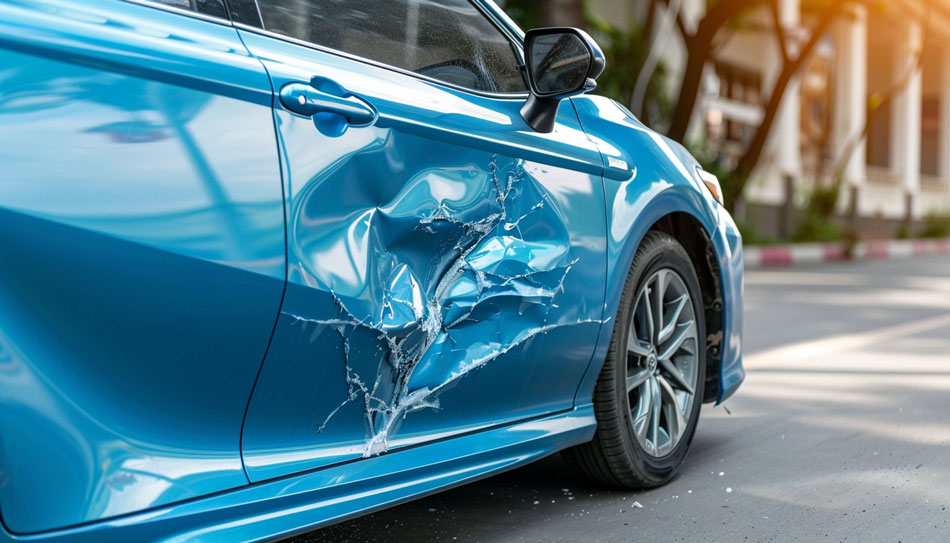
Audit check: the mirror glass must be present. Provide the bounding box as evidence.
[527,33,592,96]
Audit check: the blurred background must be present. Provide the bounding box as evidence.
[500,0,950,245]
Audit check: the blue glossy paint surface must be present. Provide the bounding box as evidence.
[0,0,284,534]
[0,0,742,539]
[237,29,609,482]
[569,95,745,403]
[0,407,596,543]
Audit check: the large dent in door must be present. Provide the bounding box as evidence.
[286,154,597,457]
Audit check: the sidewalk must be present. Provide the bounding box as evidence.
[744,237,950,269]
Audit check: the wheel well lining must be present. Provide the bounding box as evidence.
[647,212,723,403]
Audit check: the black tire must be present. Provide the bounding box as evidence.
[564,231,706,488]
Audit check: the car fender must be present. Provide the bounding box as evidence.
[569,95,742,406]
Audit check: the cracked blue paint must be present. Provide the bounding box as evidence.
[240,125,609,481]
[237,30,610,484]
[281,156,594,458]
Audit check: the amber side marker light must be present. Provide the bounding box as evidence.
[696,168,724,206]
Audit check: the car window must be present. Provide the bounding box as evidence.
[225,0,264,26]
[146,0,229,19]
[254,0,528,94]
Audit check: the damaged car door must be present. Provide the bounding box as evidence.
[236,0,609,481]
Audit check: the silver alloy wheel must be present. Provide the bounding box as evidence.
[626,268,700,458]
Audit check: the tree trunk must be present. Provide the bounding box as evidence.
[644,0,659,41]
[667,35,704,142]
[537,0,585,27]
[662,0,767,142]
[728,5,843,210]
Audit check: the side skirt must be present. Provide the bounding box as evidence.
[3,407,596,543]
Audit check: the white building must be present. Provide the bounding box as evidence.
[592,0,950,237]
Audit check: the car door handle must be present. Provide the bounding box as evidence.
[278,78,377,127]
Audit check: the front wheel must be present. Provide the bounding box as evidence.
[564,231,706,488]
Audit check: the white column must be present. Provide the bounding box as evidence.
[834,6,867,186]
[938,46,950,179]
[773,0,802,179]
[891,21,922,192]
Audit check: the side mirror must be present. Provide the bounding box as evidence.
[520,27,605,133]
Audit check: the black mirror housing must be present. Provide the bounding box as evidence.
[520,27,605,133]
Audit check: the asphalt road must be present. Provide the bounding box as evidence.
[289,255,950,543]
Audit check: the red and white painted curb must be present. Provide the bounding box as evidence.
[744,237,950,269]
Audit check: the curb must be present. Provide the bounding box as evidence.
[744,237,950,269]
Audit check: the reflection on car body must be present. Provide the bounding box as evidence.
[0,0,744,540]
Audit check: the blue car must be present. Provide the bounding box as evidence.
[0,0,743,540]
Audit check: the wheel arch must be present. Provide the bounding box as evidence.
[645,212,724,404]
[575,188,728,408]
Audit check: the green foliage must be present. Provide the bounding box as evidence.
[736,220,778,246]
[921,211,950,239]
[500,0,539,30]
[792,185,842,243]
[503,1,673,130]
[792,211,842,243]
[805,184,840,219]
[584,11,673,130]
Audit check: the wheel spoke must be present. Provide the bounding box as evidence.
[650,375,661,449]
[625,266,700,459]
[634,378,653,442]
[658,320,696,361]
[658,294,689,344]
[657,375,687,442]
[627,327,651,357]
[651,271,667,343]
[627,366,652,393]
[641,292,655,343]
[658,357,695,395]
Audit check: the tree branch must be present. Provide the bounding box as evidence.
[633,0,685,116]
[657,0,692,41]
[644,0,660,43]
[666,0,769,141]
[728,2,845,209]
[770,0,790,64]
[697,0,766,43]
